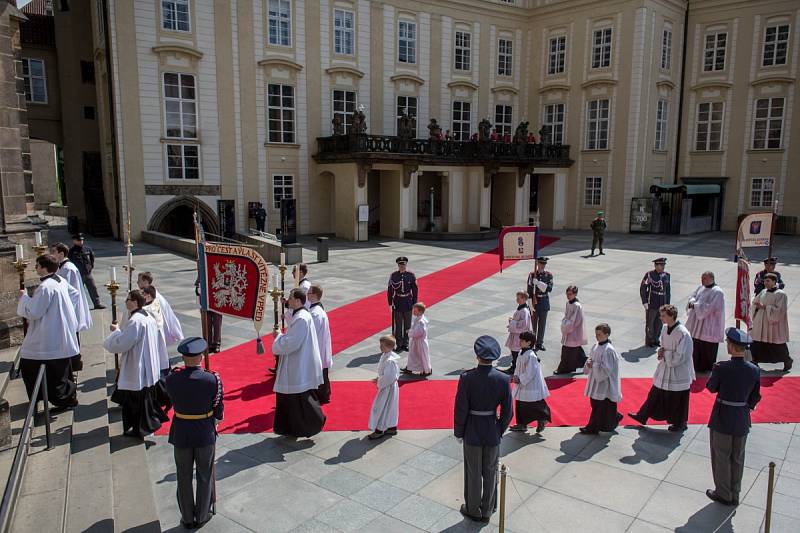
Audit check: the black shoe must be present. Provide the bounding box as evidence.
[579,427,598,435]
[400,367,413,374]
[668,424,687,432]
[384,427,398,435]
[706,489,734,505]
[509,424,527,432]
[367,430,385,440]
[94,304,106,310]
[536,420,546,433]
[537,345,546,352]
[616,413,624,423]
[195,514,213,528]
[180,519,195,529]
[599,251,605,255]
[459,504,485,522]
[628,412,647,425]
[268,367,277,374]
[783,358,793,372]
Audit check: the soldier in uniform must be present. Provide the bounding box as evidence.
[165,337,224,529]
[68,233,105,309]
[453,336,513,523]
[753,257,785,295]
[387,257,418,352]
[527,257,553,351]
[705,327,761,506]
[590,212,607,256]
[640,258,671,347]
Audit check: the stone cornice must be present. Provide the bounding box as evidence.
[538,83,571,94]
[258,57,303,71]
[152,44,203,60]
[325,65,365,78]
[581,78,618,89]
[751,76,795,87]
[691,81,733,91]
[491,85,519,95]
[391,73,425,86]
[447,80,479,90]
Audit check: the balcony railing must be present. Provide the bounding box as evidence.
[314,134,572,166]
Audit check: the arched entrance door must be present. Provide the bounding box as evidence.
[148,195,220,239]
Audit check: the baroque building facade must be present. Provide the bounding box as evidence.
[72,0,799,241]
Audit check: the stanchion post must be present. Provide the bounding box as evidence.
[498,462,508,533]
[765,461,776,533]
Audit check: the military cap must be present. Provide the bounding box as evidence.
[473,335,501,361]
[72,233,85,240]
[653,257,667,264]
[725,327,752,347]
[396,256,409,265]
[764,257,778,264]
[536,256,549,263]
[177,336,208,356]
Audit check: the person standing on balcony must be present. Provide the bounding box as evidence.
[590,212,607,256]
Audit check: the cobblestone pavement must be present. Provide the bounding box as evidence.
[49,226,800,532]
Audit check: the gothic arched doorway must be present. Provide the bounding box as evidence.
[148,195,220,239]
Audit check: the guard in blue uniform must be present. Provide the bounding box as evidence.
[753,257,785,295]
[705,327,761,506]
[387,257,418,352]
[165,337,224,529]
[640,258,671,347]
[527,257,553,350]
[68,233,105,309]
[454,336,513,523]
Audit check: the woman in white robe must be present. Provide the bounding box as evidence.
[556,286,588,374]
[580,323,622,434]
[686,272,726,372]
[510,332,551,433]
[368,336,400,439]
[750,273,792,371]
[503,292,532,374]
[404,303,431,375]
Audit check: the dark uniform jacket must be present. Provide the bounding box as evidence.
[387,270,418,313]
[165,366,224,448]
[706,358,761,437]
[640,270,671,309]
[590,218,607,234]
[753,270,784,295]
[454,365,513,447]
[527,270,553,312]
[68,244,95,275]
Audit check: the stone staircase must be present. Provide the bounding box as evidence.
[0,310,161,532]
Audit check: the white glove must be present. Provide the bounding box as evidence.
[643,304,648,310]
[535,280,547,292]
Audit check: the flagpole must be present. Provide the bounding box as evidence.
[194,212,211,371]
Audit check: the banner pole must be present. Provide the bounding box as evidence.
[201,308,211,371]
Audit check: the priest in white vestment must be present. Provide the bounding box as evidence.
[17,254,80,408]
[580,323,622,434]
[556,285,588,374]
[104,290,166,437]
[368,335,400,440]
[272,288,326,437]
[629,304,695,431]
[686,271,726,372]
[50,242,92,372]
[750,273,792,371]
[307,284,333,404]
[138,271,184,345]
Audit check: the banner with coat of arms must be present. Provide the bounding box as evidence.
[734,257,752,329]
[736,212,774,250]
[498,226,539,272]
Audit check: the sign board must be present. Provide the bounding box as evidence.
[736,212,773,250]
[358,204,369,222]
[498,226,538,271]
[629,198,654,233]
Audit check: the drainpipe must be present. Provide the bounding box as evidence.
[673,1,690,185]
[429,187,435,231]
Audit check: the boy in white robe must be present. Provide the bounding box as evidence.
[138,272,184,345]
[686,271,726,372]
[510,331,551,433]
[368,335,400,440]
[292,263,312,310]
[272,288,326,437]
[50,242,91,372]
[750,273,792,371]
[17,254,80,409]
[142,285,171,375]
[580,323,623,434]
[629,304,695,431]
[556,285,588,374]
[104,290,166,438]
[502,291,533,375]
[403,302,431,376]
[307,284,333,404]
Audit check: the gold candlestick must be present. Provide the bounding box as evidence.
[13,258,30,335]
[106,279,121,371]
[33,244,48,257]
[279,264,287,329]
[269,285,283,335]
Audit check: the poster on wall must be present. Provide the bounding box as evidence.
[629,198,654,233]
[498,226,538,271]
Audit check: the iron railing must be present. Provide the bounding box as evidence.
[0,365,52,532]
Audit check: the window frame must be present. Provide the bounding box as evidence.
[22,58,48,104]
[163,72,197,140]
[752,97,785,150]
[454,30,472,71]
[161,0,191,33]
[498,38,513,76]
[584,176,603,207]
[591,27,613,69]
[268,0,292,47]
[585,98,610,150]
[165,143,200,181]
[750,177,775,208]
[333,8,355,56]
[451,100,471,141]
[332,89,357,134]
[494,105,513,137]
[762,24,790,67]
[267,83,296,144]
[661,28,672,71]
[547,35,566,75]
[694,101,724,151]
[703,32,727,72]
[272,174,295,210]
[654,99,668,151]
[543,103,565,144]
[396,95,418,137]
[398,20,417,64]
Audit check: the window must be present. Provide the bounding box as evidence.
[694,102,723,151]
[83,106,95,120]
[498,38,513,76]
[333,90,356,133]
[584,177,602,206]
[268,0,291,46]
[454,31,471,71]
[654,99,668,151]
[398,21,416,64]
[267,84,295,143]
[661,29,672,70]
[752,97,784,149]
[80,60,95,84]
[163,73,197,139]
[591,28,612,69]
[334,9,354,55]
[272,175,294,209]
[548,36,566,75]
[585,99,610,150]
[396,96,418,137]
[22,58,47,104]
[161,0,190,32]
[166,144,199,180]
[763,24,789,66]
[750,177,774,208]
[451,101,471,141]
[495,105,512,137]
[543,103,565,144]
[703,32,727,71]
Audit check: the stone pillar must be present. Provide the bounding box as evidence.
[553,171,567,230]
[480,170,491,228]
[513,170,529,225]
[332,163,367,241]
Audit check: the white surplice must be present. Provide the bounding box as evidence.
[653,323,695,391]
[560,299,588,347]
[685,284,726,343]
[513,349,549,402]
[103,309,161,391]
[368,351,400,431]
[505,305,532,351]
[144,299,171,371]
[57,260,92,332]
[406,314,431,373]
[751,288,790,344]
[17,275,80,360]
[155,290,184,345]
[583,341,622,402]
[272,308,323,394]
[309,303,333,369]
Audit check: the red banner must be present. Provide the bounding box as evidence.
[735,257,751,328]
